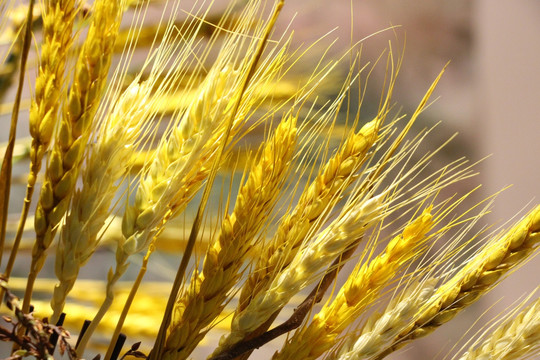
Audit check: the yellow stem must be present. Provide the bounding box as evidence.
[104,244,155,360]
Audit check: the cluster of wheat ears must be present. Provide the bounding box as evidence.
[0,0,538,359]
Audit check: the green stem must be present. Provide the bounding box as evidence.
[76,259,127,357]
[0,0,35,272]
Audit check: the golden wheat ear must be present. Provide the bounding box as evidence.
[51,79,149,324]
[162,114,297,360]
[22,0,124,314]
[330,279,438,360]
[238,116,381,311]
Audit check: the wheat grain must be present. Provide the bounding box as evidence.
[458,294,540,360]
[162,115,297,360]
[375,205,540,359]
[273,208,433,360]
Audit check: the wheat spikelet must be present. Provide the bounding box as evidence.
[273,208,434,360]
[237,118,380,313]
[50,81,148,323]
[458,294,540,360]
[332,279,437,360]
[375,205,540,358]
[162,115,298,360]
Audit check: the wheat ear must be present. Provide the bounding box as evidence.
[211,192,385,355]
[273,208,434,360]
[50,81,145,324]
[458,294,540,360]
[71,77,160,356]
[333,280,437,360]
[5,0,76,306]
[375,205,540,359]
[238,118,380,312]
[162,115,298,360]
[80,11,288,353]
[24,0,123,312]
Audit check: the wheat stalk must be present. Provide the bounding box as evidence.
[375,205,540,359]
[273,208,434,360]
[162,115,298,360]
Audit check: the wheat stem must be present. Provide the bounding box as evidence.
[0,0,35,274]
